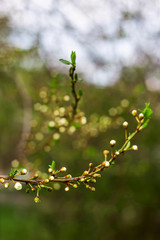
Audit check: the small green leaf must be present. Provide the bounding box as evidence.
[141,119,150,129]
[49,161,55,171]
[139,103,153,129]
[124,141,131,151]
[78,89,83,97]
[9,169,18,178]
[139,103,153,119]
[59,59,72,65]
[71,51,76,65]
[111,161,115,165]
[75,73,78,80]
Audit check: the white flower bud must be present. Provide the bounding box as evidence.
[123,121,128,128]
[132,110,137,117]
[110,140,116,147]
[4,182,9,188]
[139,113,144,120]
[21,169,27,175]
[49,176,54,181]
[104,161,110,167]
[48,168,53,173]
[103,150,109,156]
[132,145,138,151]
[60,167,67,172]
[115,151,120,156]
[0,178,4,183]
[14,182,22,191]
[65,186,69,192]
[43,179,49,183]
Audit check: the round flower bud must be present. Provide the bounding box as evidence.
[21,169,27,175]
[60,167,67,172]
[0,178,4,183]
[49,176,54,181]
[115,151,120,156]
[65,186,69,192]
[34,196,40,203]
[79,178,85,182]
[90,187,95,191]
[132,145,138,151]
[92,173,101,178]
[123,121,128,128]
[103,150,109,156]
[83,171,88,176]
[4,182,9,188]
[43,179,49,183]
[73,184,78,188]
[14,182,22,191]
[48,168,53,173]
[132,110,137,117]
[104,161,110,167]
[65,174,72,178]
[139,113,144,120]
[90,179,96,183]
[110,140,116,147]
[89,163,93,168]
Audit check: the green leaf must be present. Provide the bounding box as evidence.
[78,89,83,97]
[139,103,153,119]
[75,73,78,80]
[49,161,55,171]
[71,51,76,65]
[139,103,153,129]
[9,168,18,178]
[141,119,150,129]
[124,141,131,151]
[111,161,115,165]
[59,59,72,65]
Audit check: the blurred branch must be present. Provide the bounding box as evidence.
[14,75,32,160]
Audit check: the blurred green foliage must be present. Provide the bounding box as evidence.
[0,16,160,240]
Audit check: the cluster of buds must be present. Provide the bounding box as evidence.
[0,94,151,203]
